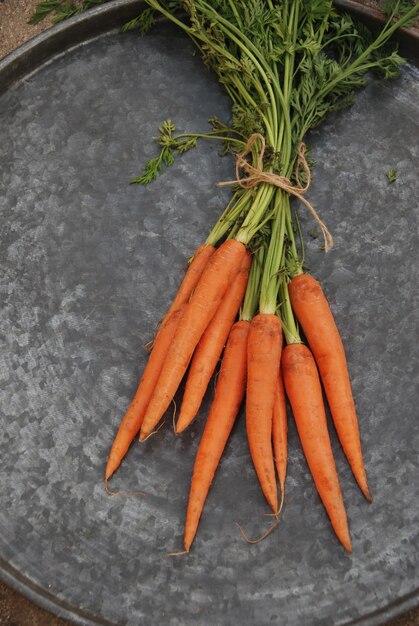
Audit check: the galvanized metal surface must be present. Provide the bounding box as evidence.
[0,5,418,626]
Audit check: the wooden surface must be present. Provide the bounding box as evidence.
[0,1,417,625]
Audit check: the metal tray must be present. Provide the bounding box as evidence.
[0,2,418,625]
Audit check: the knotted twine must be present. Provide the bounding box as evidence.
[218,133,334,252]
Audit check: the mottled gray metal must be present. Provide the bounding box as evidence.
[0,12,418,626]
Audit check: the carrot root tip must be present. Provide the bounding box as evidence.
[363,487,373,503]
[171,399,178,434]
[174,421,188,435]
[139,420,165,442]
[166,550,190,557]
[104,478,145,498]
[236,515,279,545]
[278,485,285,517]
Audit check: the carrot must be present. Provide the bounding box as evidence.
[139,239,247,440]
[246,313,282,513]
[282,343,352,552]
[105,305,185,480]
[184,320,250,552]
[289,273,371,501]
[162,243,215,325]
[176,251,252,434]
[272,374,288,511]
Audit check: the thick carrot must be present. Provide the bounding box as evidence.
[139,239,247,440]
[282,343,352,552]
[289,273,371,501]
[105,305,185,480]
[184,320,250,552]
[162,243,215,325]
[246,313,282,513]
[176,251,252,434]
[272,374,288,510]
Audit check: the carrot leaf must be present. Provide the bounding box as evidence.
[386,168,398,183]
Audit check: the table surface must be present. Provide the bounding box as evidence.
[0,1,418,625]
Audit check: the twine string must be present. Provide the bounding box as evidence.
[218,132,333,252]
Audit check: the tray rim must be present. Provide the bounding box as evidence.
[1,0,418,93]
[0,1,418,625]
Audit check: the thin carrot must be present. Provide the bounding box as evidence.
[282,343,352,552]
[139,239,247,440]
[246,313,282,514]
[176,251,252,434]
[162,243,215,325]
[289,273,371,501]
[184,320,250,552]
[272,374,287,512]
[105,305,185,480]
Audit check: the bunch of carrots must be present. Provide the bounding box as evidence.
[104,0,418,553]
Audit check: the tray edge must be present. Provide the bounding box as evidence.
[0,0,418,624]
[0,0,147,96]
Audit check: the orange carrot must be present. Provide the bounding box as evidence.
[272,374,288,510]
[184,320,250,552]
[289,273,371,501]
[246,313,282,513]
[282,343,352,552]
[176,251,252,434]
[162,243,215,325]
[105,305,185,480]
[139,239,247,440]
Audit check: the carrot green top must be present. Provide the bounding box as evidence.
[131,0,418,319]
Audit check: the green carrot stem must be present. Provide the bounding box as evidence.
[280,279,301,345]
[241,245,264,322]
[206,190,253,246]
[235,183,276,244]
[259,191,286,314]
